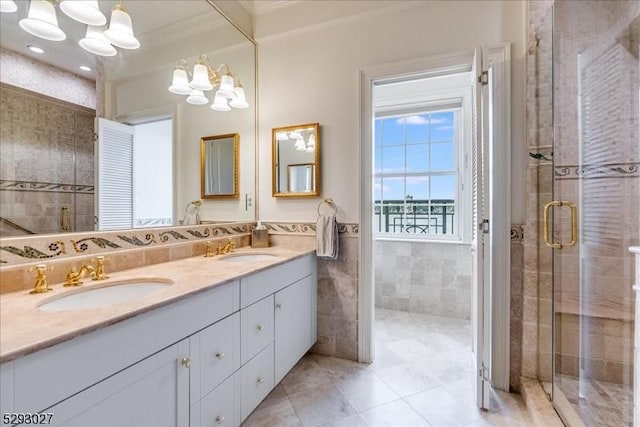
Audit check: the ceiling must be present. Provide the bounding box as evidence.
[0,0,221,80]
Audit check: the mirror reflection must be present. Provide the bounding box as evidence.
[0,0,256,236]
[272,123,320,198]
[201,133,239,199]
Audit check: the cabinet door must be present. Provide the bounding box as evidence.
[274,276,314,384]
[41,340,190,427]
[240,295,274,365]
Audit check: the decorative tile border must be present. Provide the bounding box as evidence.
[0,179,94,194]
[0,222,254,265]
[265,222,359,237]
[554,162,639,180]
[511,224,524,242]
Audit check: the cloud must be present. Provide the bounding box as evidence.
[436,125,454,131]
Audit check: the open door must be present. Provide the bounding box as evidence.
[471,47,491,410]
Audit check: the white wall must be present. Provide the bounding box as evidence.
[256,0,526,224]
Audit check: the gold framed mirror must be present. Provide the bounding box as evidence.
[272,123,320,197]
[201,133,239,199]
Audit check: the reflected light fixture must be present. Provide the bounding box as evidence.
[19,0,66,41]
[79,25,117,56]
[60,0,106,26]
[103,3,140,50]
[168,55,249,112]
[0,0,17,13]
[27,44,45,53]
[79,65,92,71]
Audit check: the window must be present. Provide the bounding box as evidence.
[374,108,461,239]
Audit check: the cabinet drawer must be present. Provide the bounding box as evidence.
[191,313,240,401]
[191,373,240,427]
[241,296,274,365]
[240,255,314,307]
[240,344,273,421]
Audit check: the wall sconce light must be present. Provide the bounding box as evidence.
[168,55,249,112]
[7,0,139,57]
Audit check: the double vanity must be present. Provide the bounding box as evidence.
[0,248,317,427]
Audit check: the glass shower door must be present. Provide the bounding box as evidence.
[551,2,639,426]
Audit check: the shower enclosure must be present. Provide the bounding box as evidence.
[546,1,640,426]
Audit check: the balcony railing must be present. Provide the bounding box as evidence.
[374,199,455,235]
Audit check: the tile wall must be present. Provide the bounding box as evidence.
[373,241,472,320]
[0,83,96,236]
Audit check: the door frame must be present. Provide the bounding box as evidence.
[357,45,511,391]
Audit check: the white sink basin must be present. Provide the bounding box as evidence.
[39,278,173,312]
[220,253,278,263]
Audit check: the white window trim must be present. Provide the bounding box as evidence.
[373,86,473,243]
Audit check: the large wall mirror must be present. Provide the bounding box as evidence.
[0,0,256,236]
[201,133,239,199]
[272,123,320,198]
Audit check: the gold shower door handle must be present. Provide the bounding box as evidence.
[543,200,577,249]
[60,207,71,231]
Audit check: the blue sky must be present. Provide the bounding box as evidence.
[374,111,457,201]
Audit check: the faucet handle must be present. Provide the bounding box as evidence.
[28,264,54,294]
[91,256,110,280]
[203,241,215,258]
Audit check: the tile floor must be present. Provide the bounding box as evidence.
[242,309,533,426]
[556,374,633,427]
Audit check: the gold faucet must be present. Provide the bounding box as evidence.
[28,264,54,294]
[64,265,95,287]
[92,256,110,280]
[216,238,236,255]
[203,241,215,258]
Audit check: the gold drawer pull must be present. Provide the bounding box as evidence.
[257,377,265,384]
[215,352,225,359]
[215,415,225,424]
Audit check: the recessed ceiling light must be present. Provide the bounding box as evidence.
[27,45,44,54]
[79,65,92,72]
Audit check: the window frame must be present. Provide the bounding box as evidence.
[372,85,473,243]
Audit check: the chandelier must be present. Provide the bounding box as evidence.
[1,0,140,56]
[276,130,316,153]
[168,55,248,112]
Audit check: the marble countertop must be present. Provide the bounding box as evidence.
[0,246,315,364]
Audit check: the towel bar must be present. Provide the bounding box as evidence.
[317,198,337,216]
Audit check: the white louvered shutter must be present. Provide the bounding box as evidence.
[97,118,134,230]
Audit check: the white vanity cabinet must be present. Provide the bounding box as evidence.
[46,340,191,427]
[274,275,316,383]
[2,253,317,427]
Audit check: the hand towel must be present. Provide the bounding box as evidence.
[317,213,339,259]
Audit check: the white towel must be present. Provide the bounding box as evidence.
[317,213,339,259]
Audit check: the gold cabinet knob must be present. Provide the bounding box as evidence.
[276,302,282,310]
[256,324,264,331]
[256,377,265,384]
[180,357,191,368]
[215,415,225,424]
[215,352,225,360]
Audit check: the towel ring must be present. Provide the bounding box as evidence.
[317,198,337,216]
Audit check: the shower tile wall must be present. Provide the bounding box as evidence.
[0,48,95,109]
[374,241,471,319]
[523,0,554,384]
[0,84,96,235]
